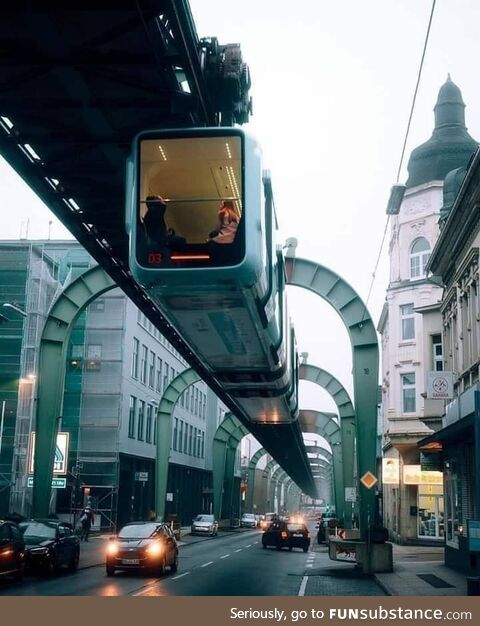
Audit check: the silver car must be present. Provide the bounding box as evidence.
[191,514,218,537]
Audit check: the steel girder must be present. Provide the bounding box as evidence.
[286,256,379,537]
[32,266,117,517]
[246,447,266,512]
[300,363,356,526]
[155,368,201,520]
[212,414,248,520]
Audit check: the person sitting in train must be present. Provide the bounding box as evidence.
[207,200,239,244]
[142,195,168,245]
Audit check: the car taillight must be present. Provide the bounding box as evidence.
[281,531,288,539]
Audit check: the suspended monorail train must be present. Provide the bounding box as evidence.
[125,127,298,425]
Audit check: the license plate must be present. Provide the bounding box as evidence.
[122,558,139,565]
[293,533,303,537]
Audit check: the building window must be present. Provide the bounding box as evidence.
[400,304,415,341]
[156,357,163,393]
[137,400,145,440]
[90,299,105,312]
[146,404,153,443]
[132,338,139,378]
[432,334,443,372]
[140,344,148,384]
[178,421,183,453]
[188,425,193,456]
[184,422,188,453]
[173,418,178,451]
[163,363,169,392]
[201,432,205,458]
[86,344,101,370]
[401,373,416,413]
[410,237,430,279]
[153,415,157,445]
[194,388,199,415]
[149,351,155,388]
[128,396,137,438]
[186,387,190,411]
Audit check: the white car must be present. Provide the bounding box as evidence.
[191,514,218,536]
[240,513,257,528]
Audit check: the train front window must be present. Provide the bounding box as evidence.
[137,134,244,268]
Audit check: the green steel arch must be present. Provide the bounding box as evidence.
[246,447,267,512]
[299,363,356,526]
[155,368,201,520]
[32,265,117,517]
[286,255,379,536]
[213,413,248,520]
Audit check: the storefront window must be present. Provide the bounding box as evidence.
[445,461,461,548]
[417,485,444,539]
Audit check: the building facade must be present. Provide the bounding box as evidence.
[379,77,477,544]
[0,240,236,529]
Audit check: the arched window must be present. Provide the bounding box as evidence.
[410,237,430,279]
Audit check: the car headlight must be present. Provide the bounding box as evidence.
[146,541,163,557]
[107,542,119,556]
[30,547,49,554]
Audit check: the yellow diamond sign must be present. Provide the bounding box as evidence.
[360,471,378,489]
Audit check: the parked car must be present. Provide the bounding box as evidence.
[0,519,25,581]
[240,513,257,528]
[19,519,80,574]
[106,521,178,576]
[191,514,218,536]
[262,520,310,552]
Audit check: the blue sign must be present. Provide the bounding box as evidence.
[468,520,480,552]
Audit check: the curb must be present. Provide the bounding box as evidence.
[373,574,393,596]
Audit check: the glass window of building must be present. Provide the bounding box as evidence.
[148,350,155,388]
[156,357,163,393]
[410,237,430,280]
[180,390,185,408]
[71,344,84,359]
[163,363,169,391]
[194,388,199,415]
[173,418,178,451]
[432,334,443,371]
[201,432,205,458]
[90,299,105,311]
[401,373,416,413]
[417,485,444,540]
[188,425,193,455]
[184,423,188,453]
[132,338,139,378]
[193,427,197,456]
[186,387,190,411]
[400,304,415,341]
[137,400,145,440]
[178,420,183,453]
[140,344,148,384]
[128,396,137,438]
[146,404,153,443]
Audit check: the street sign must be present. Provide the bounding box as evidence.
[27,477,66,489]
[135,471,148,481]
[345,487,357,502]
[427,371,453,399]
[166,492,173,501]
[360,471,378,489]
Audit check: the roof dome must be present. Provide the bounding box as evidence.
[406,76,478,188]
[439,166,467,223]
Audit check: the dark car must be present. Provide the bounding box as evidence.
[316,517,337,544]
[261,520,310,552]
[0,519,25,581]
[106,521,178,577]
[19,519,80,574]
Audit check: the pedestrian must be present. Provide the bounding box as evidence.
[79,505,95,542]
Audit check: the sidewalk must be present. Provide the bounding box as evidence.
[374,544,468,596]
[79,525,253,570]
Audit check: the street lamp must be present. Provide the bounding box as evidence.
[2,303,27,318]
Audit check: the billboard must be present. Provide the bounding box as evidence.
[28,432,69,475]
[382,458,400,484]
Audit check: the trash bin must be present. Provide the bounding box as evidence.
[467,577,480,596]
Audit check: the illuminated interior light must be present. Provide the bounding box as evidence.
[23,144,41,161]
[0,116,13,130]
[225,142,232,159]
[158,145,167,161]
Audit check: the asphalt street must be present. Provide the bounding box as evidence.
[0,526,385,596]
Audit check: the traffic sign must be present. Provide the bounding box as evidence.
[345,487,357,502]
[28,477,66,489]
[360,471,378,489]
[135,472,148,481]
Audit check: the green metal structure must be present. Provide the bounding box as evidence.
[286,255,379,537]
[32,266,116,517]
[246,447,267,511]
[212,414,248,520]
[300,363,356,527]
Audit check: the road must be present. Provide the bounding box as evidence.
[0,527,385,596]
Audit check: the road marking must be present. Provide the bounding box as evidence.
[246,544,252,548]
[172,571,191,580]
[298,575,308,596]
[306,564,313,568]
[201,561,214,568]
[220,554,230,559]
[235,548,242,552]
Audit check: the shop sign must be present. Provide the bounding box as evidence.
[28,432,69,475]
[166,492,174,501]
[27,477,66,489]
[427,371,453,399]
[403,465,443,485]
[382,458,400,484]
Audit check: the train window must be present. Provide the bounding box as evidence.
[137,134,244,268]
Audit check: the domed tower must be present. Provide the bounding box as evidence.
[406,75,477,188]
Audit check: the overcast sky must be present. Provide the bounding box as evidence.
[1,0,480,419]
